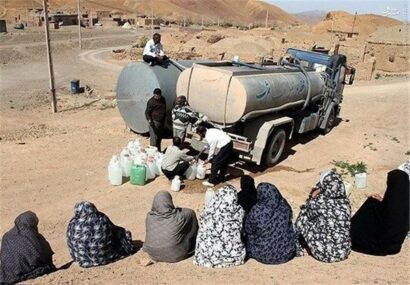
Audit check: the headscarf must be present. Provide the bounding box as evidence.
[398,160,410,180]
[143,191,198,263]
[66,201,135,268]
[351,169,409,255]
[294,170,351,263]
[244,183,296,264]
[193,185,246,268]
[238,175,258,215]
[0,211,55,285]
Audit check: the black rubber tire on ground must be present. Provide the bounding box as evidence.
[263,128,287,167]
[321,107,336,135]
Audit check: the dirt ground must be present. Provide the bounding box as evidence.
[0,26,409,284]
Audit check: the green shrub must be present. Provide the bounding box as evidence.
[331,160,368,177]
[137,36,149,48]
[220,22,233,28]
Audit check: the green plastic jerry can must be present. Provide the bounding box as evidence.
[130,164,146,186]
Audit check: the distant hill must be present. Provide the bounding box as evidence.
[369,24,410,44]
[1,0,299,26]
[293,10,327,25]
[313,11,402,36]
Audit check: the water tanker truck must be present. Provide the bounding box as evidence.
[116,48,355,166]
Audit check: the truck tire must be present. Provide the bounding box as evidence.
[321,108,336,135]
[263,128,286,167]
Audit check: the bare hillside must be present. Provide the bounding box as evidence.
[1,0,298,25]
[293,10,327,25]
[314,11,402,37]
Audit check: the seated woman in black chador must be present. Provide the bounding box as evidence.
[351,169,409,256]
[0,211,55,285]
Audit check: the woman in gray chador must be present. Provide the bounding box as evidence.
[143,191,198,263]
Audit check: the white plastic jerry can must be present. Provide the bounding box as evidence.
[134,138,141,148]
[120,147,130,161]
[171,175,181,192]
[146,146,158,156]
[121,154,132,177]
[108,155,123,186]
[145,156,156,180]
[155,153,164,176]
[127,140,135,150]
[355,173,367,189]
[120,147,130,166]
[205,188,215,206]
[185,162,197,180]
[196,162,206,180]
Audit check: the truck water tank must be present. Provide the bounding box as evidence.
[116,60,203,134]
[176,63,326,125]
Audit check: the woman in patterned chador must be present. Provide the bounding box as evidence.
[66,201,135,268]
[244,183,296,264]
[294,170,351,263]
[193,185,246,268]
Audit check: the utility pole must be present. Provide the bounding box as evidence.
[351,11,357,33]
[265,9,269,28]
[217,16,220,26]
[151,6,153,35]
[77,0,82,48]
[42,0,57,113]
[89,11,93,28]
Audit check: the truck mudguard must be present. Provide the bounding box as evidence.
[252,117,294,165]
[319,101,337,130]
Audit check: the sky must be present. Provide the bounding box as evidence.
[266,0,410,21]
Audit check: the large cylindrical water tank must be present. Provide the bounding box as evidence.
[177,63,326,124]
[116,61,196,133]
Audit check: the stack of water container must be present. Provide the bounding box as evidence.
[108,138,165,186]
[169,161,207,192]
[183,161,206,181]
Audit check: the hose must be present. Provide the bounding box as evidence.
[168,59,187,72]
[281,58,312,112]
[231,61,268,71]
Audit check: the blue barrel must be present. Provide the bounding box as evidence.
[70,79,80,94]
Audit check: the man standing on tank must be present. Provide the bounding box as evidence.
[145,88,166,151]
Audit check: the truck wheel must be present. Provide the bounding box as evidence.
[321,108,336,135]
[264,128,286,167]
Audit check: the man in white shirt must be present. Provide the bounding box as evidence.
[196,126,233,187]
[143,33,167,66]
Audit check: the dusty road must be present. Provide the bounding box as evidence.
[0,30,409,284]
